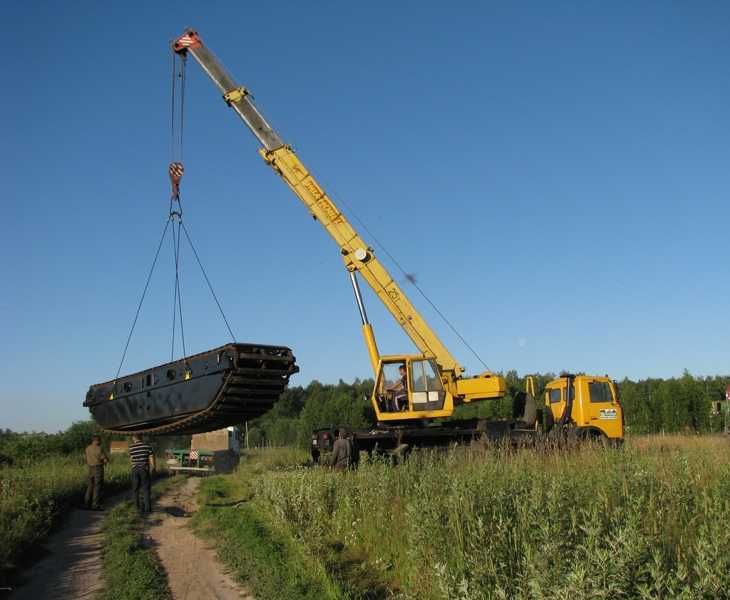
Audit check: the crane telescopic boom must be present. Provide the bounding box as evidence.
[173,29,505,421]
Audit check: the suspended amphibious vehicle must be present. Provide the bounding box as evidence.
[84,37,299,436]
[85,343,298,435]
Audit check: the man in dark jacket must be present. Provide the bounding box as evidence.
[330,428,352,470]
[84,435,108,510]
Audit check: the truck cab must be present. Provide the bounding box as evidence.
[544,375,623,442]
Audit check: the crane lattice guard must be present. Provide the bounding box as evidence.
[85,343,298,435]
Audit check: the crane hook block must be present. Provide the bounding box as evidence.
[169,162,184,200]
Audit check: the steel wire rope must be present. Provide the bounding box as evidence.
[169,215,188,362]
[179,53,186,162]
[114,219,172,382]
[169,217,177,359]
[169,51,187,163]
[168,46,190,363]
[303,158,491,371]
[167,48,236,362]
[170,51,177,161]
[180,221,236,343]
[169,203,178,358]
[168,51,236,353]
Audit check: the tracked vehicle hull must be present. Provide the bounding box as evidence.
[85,343,298,435]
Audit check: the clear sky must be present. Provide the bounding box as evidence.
[1,2,728,432]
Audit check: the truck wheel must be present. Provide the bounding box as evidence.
[583,430,610,448]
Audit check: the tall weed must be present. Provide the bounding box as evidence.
[243,436,730,598]
[0,454,130,573]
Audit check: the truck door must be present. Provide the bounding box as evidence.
[546,385,563,423]
[584,379,623,438]
[546,379,575,423]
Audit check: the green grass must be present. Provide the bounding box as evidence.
[0,454,131,577]
[195,437,730,599]
[97,476,180,600]
[193,461,340,600]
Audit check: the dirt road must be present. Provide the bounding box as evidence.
[147,476,251,600]
[11,495,125,600]
[9,478,250,600]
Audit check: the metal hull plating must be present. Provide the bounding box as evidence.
[85,343,298,435]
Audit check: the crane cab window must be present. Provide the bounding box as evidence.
[410,360,445,412]
[588,381,613,403]
[378,363,408,412]
[549,389,562,404]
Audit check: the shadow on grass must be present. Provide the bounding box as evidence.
[324,541,395,600]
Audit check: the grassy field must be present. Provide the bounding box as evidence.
[195,436,730,599]
[0,454,132,577]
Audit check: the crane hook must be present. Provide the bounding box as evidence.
[169,162,184,201]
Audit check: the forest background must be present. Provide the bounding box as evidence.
[2,372,729,459]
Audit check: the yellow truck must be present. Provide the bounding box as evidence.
[542,374,624,445]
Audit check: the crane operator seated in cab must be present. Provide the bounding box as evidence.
[385,364,408,411]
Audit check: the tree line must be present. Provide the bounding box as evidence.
[245,371,730,447]
[2,371,727,457]
[0,422,190,465]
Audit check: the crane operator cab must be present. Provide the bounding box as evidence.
[375,357,449,419]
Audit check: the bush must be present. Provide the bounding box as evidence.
[0,421,110,464]
[0,454,131,575]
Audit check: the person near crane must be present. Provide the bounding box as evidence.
[385,364,408,411]
[129,434,156,513]
[84,434,108,510]
[329,428,353,470]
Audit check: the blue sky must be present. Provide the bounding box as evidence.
[1,2,728,432]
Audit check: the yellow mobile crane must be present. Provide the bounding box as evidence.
[171,30,624,452]
[172,30,506,426]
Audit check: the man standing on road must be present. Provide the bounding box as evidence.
[330,428,352,470]
[84,434,108,510]
[129,434,156,513]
